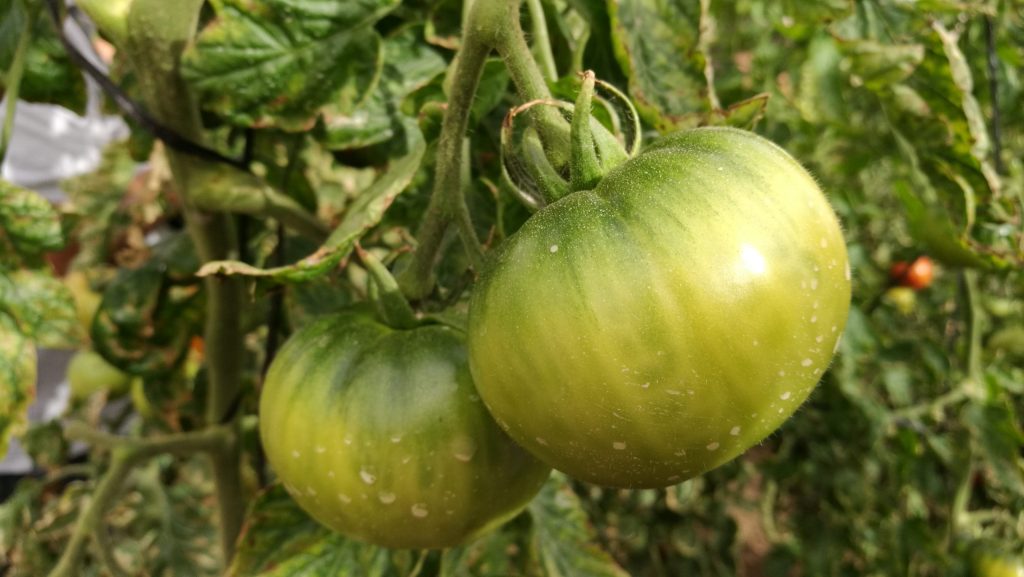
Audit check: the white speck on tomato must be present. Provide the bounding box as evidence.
[379,492,396,504]
[549,244,558,253]
[291,450,300,458]
[359,469,376,485]
[706,442,720,451]
[780,391,792,400]
[801,358,813,367]
[338,493,351,504]
[730,426,741,436]
[612,441,627,450]
[411,504,429,518]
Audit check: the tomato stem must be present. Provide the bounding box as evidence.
[397,14,490,299]
[570,71,602,192]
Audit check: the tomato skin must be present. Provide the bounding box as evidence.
[468,127,851,488]
[889,256,934,290]
[259,313,550,549]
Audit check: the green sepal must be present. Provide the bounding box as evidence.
[358,246,417,330]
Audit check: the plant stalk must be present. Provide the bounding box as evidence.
[397,25,489,299]
[123,0,246,562]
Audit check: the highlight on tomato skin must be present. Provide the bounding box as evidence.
[889,255,935,291]
[467,126,852,490]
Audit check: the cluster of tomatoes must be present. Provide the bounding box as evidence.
[259,127,853,548]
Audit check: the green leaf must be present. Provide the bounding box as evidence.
[228,485,396,577]
[965,401,1024,496]
[528,475,629,577]
[838,40,924,90]
[893,181,995,269]
[607,0,706,132]
[182,0,398,130]
[91,234,202,376]
[0,5,87,114]
[322,25,446,150]
[198,119,425,282]
[0,313,35,461]
[0,179,64,263]
[0,269,82,348]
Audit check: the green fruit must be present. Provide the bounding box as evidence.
[468,127,851,488]
[68,350,132,399]
[973,549,1024,577]
[259,312,550,549]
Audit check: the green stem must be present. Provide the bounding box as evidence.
[963,270,983,382]
[397,26,489,299]
[482,0,571,168]
[124,0,245,562]
[63,421,232,457]
[0,4,37,165]
[525,0,558,81]
[48,451,135,577]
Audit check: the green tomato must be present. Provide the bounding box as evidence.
[259,313,550,549]
[973,550,1024,577]
[468,127,851,488]
[68,350,132,399]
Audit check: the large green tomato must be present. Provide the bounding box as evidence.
[259,313,550,549]
[468,127,851,488]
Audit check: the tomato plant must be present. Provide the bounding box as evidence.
[260,312,550,549]
[469,127,851,488]
[1,0,1022,575]
[889,255,935,290]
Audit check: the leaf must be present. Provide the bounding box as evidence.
[607,0,707,132]
[91,234,202,376]
[0,5,87,113]
[0,179,64,264]
[838,40,924,90]
[0,313,35,461]
[322,26,446,150]
[0,268,82,348]
[964,401,1024,496]
[892,181,996,269]
[528,475,629,577]
[228,485,396,577]
[198,119,425,282]
[182,0,398,130]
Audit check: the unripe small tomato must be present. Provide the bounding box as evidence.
[68,350,132,399]
[972,549,1024,577]
[889,256,934,290]
[884,286,917,315]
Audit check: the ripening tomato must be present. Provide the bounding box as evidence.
[468,127,851,488]
[889,256,934,290]
[259,312,550,549]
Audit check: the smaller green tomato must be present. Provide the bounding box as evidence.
[260,312,551,549]
[884,286,917,315]
[68,350,132,399]
[973,549,1024,577]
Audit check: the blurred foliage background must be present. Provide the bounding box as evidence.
[1,0,1022,575]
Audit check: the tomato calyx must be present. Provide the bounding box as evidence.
[499,71,641,209]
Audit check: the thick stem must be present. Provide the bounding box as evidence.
[124,0,245,562]
[397,30,489,299]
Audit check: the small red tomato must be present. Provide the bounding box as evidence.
[889,256,934,290]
